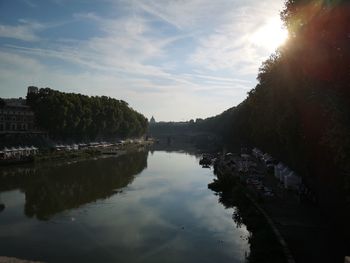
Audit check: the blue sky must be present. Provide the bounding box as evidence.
[0,0,286,121]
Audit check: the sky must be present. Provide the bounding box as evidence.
[0,0,287,121]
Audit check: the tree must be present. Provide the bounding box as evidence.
[195,0,350,231]
[26,87,148,139]
[0,98,5,108]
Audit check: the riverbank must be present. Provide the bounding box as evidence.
[260,172,348,263]
[34,140,153,163]
[210,152,349,263]
[0,140,153,167]
[208,172,287,263]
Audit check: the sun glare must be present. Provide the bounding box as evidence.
[250,17,288,53]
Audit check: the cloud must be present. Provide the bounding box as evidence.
[22,0,38,8]
[0,0,287,121]
[189,1,285,75]
[125,0,285,76]
[182,73,252,85]
[5,13,181,79]
[131,0,252,30]
[0,20,44,41]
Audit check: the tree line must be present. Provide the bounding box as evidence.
[26,87,148,140]
[197,0,350,228]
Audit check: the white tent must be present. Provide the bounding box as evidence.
[284,172,301,190]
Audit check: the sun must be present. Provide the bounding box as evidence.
[250,17,288,53]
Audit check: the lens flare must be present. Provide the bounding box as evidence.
[250,17,289,53]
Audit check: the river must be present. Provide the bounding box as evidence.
[0,150,249,262]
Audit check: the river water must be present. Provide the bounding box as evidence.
[0,150,249,262]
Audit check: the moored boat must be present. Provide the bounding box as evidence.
[199,155,212,166]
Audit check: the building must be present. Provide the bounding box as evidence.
[0,98,36,133]
[150,116,156,124]
[27,86,39,94]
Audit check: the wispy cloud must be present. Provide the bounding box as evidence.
[22,0,38,8]
[3,13,195,88]
[182,73,251,84]
[0,0,286,121]
[189,1,284,75]
[132,0,245,30]
[0,20,44,41]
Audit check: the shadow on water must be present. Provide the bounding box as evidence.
[208,178,286,263]
[0,151,148,220]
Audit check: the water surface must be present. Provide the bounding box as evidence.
[0,150,249,262]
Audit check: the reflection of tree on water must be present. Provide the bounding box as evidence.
[208,180,285,263]
[26,151,148,220]
[0,151,148,220]
[0,166,37,192]
[0,193,4,213]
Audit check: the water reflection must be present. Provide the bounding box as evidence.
[0,150,249,263]
[0,151,148,220]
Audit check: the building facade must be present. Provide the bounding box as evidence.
[0,98,36,133]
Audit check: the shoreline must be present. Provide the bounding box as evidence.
[208,174,288,263]
[1,140,154,167]
[210,152,349,263]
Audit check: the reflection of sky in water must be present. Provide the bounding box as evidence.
[0,151,249,263]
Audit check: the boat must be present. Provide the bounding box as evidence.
[199,155,212,166]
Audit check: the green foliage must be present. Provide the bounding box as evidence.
[26,88,148,139]
[0,98,5,108]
